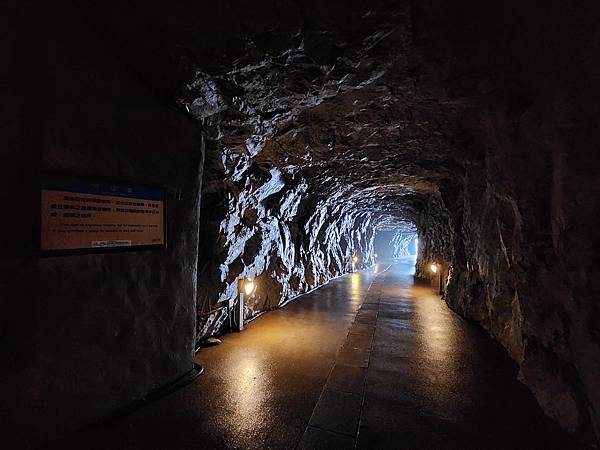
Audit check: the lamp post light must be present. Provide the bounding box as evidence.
[236,277,256,332]
[430,263,443,295]
[352,255,358,272]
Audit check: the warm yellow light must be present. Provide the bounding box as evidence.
[244,278,255,296]
[352,255,358,263]
[430,264,438,273]
[351,273,360,295]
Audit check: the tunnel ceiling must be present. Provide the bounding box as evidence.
[84,0,478,232]
[78,0,482,318]
[178,8,457,233]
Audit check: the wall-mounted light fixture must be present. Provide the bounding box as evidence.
[351,255,359,273]
[430,263,443,294]
[243,278,256,296]
[236,277,257,332]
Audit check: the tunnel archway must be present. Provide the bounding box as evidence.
[3,0,600,447]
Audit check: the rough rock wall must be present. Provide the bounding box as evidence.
[1,5,202,447]
[196,137,376,321]
[390,232,417,259]
[413,193,454,279]
[412,1,600,443]
[440,106,600,442]
[181,4,426,326]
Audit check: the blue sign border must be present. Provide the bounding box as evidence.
[43,175,165,201]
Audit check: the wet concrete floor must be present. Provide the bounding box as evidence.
[51,260,581,449]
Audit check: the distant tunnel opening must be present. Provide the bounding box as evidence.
[373,229,419,261]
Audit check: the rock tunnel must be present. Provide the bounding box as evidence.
[2,0,600,448]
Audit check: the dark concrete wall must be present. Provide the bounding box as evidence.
[1,4,202,447]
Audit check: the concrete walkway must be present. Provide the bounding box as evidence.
[51,260,580,449]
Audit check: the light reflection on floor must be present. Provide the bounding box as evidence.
[350,272,362,301]
[51,260,578,450]
[385,259,461,406]
[206,268,376,449]
[224,350,272,443]
[414,290,459,367]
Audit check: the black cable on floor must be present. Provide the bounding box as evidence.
[106,363,204,422]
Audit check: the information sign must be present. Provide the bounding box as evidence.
[41,175,166,252]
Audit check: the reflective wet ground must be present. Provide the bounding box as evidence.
[51,260,581,449]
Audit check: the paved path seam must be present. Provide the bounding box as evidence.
[296,265,390,450]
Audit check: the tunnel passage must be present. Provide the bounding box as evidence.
[375,230,419,260]
[2,0,600,447]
